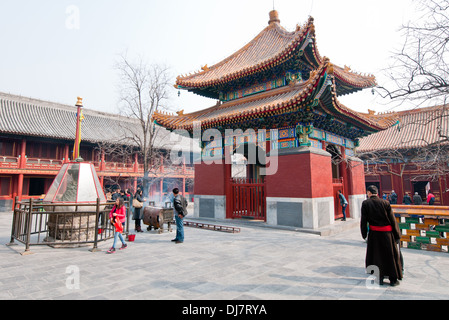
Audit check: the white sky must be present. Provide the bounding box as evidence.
[0,0,419,116]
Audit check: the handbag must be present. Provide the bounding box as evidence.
[112,218,123,233]
[133,198,143,208]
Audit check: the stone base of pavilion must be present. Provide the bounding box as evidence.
[192,146,366,236]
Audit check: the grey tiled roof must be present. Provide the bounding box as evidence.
[0,92,198,152]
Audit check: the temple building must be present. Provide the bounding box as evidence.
[0,92,197,211]
[153,10,396,230]
[358,105,449,205]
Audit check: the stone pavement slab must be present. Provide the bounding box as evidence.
[1,212,449,301]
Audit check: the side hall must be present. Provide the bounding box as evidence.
[0,92,197,211]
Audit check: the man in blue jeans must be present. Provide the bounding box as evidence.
[171,188,188,244]
[337,190,348,221]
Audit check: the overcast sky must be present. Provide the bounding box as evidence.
[0,0,419,116]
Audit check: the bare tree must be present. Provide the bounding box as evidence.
[361,0,449,189]
[358,105,449,188]
[114,54,174,198]
[377,0,449,108]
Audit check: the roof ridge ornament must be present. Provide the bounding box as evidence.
[268,10,280,25]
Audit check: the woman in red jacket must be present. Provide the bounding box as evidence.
[107,197,127,254]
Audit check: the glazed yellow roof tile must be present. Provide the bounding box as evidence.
[358,105,448,152]
[176,14,376,91]
[154,60,397,132]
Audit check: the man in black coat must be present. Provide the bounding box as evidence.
[402,192,412,205]
[413,192,423,205]
[389,190,398,204]
[361,185,403,286]
[172,188,188,244]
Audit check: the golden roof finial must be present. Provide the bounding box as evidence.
[268,10,280,25]
[76,97,83,107]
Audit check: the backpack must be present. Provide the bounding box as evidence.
[174,195,189,216]
[181,196,189,216]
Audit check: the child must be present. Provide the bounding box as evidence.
[107,197,127,253]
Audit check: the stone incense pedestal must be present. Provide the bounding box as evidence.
[42,161,107,247]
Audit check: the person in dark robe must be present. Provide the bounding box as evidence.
[361,185,403,286]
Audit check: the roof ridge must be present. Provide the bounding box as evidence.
[176,24,275,82]
[395,104,448,115]
[175,16,312,88]
[0,91,135,122]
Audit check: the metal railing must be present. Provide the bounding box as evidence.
[8,197,130,255]
[0,157,194,177]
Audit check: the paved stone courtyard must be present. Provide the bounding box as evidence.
[1,211,448,300]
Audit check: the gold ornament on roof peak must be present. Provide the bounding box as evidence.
[76,97,83,107]
[268,10,280,25]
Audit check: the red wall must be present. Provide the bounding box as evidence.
[194,161,228,195]
[266,150,332,198]
[310,152,333,198]
[348,160,366,196]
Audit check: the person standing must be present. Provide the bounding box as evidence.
[111,187,121,201]
[413,192,423,205]
[427,191,435,205]
[402,192,412,205]
[132,189,145,232]
[107,197,127,254]
[171,188,188,244]
[337,190,348,221]
[389,190,398,204]
[361,185,402,286]
[105,188,112,202]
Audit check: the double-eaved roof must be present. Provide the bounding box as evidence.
[154,11,397,139]
[175,13,376,97]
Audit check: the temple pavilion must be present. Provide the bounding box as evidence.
[153,10,397,230]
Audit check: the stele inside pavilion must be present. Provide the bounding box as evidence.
[153,10,396,230]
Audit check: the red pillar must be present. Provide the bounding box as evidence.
[182,177,186,197]
[100,149,105,171]
[134,153,139,173]
[17,174,24,201]
[63,144,70,163]
[19,139,26,168]
[160,178,163,203]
